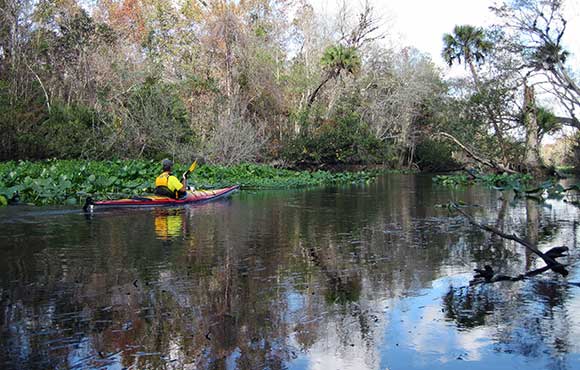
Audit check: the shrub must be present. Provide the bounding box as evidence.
[112,82,195,160]
[40,102,106,158]
[205,109,267,165]
[282,111,388,165]
[414,138,460,172]
[0,81,48,160]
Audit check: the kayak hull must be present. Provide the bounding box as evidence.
[84,185,239,210]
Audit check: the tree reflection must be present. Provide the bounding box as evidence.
[443,286,496,328]
[444,280,573,366]
[443,192,576,367]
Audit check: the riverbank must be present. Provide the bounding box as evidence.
[0,160,387,206]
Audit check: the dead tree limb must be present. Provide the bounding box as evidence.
[451,204,568,276]
[26,62,51,113]
[470,265,553,285]
[434,132,519,174]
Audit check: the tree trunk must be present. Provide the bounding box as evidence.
[523,83,543,170]
[467,59,481,91]
[468,57,509,165]
[307,73,333,108]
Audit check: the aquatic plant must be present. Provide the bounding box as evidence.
[433,172,532,188]
[434,171,580,202]
[0,160,381,206]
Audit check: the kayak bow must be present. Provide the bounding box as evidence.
[83,185,239,211]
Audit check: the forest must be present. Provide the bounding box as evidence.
[1,0,579,174]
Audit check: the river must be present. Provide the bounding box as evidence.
[1,174,579,370]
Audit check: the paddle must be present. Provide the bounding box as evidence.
[182,160,197,179]
[181,160,198,192]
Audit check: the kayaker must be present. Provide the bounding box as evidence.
[154,159,187,199]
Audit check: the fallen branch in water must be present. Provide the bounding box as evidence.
[450,203,568,277]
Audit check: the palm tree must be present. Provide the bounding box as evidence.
[536,106,560,142]
[442,25,512,164]
[441,25,492,88]
[307,44,361,107]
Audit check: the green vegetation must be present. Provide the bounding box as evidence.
[414,138,459,172]
[0,160,380,206]
[282,111,389,165]
[433,172,532,188]
[556,165,575,175]
[433,171,580,202]
[196,162,378,189]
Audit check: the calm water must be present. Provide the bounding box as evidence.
[1,174,579,370]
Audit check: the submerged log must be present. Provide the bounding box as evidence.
[470,265,557,285]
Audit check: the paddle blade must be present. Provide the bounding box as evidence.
[183,160,197,178]
[188,160,197,173]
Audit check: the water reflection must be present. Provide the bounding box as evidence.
[444,279,575,368]
[0,175,579,369]
[154,209,185,240]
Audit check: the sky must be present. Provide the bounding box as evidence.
[309,0,580,74]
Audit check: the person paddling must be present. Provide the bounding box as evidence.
[154,159,187,199]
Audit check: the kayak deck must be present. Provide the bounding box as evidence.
[84,185,239,211]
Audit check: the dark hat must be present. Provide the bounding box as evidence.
[162,159,173,170]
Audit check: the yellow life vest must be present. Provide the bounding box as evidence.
[155,172,177,198]
[155,172,170,188]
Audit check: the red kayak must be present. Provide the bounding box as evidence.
[83,185,239,211]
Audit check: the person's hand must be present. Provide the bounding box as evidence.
[182,174,187,183]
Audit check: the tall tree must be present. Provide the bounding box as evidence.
[306,44,360,108]
[441,25,493,89]
[491,0,580,129]
[360,46,444,167]
[306,0,380,109]
[441,24,517,167]
[523,82,543,169]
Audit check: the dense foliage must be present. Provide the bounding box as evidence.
[414,138,459,172]
[0,160,380,206]
[0,0,578,175]
[282,110,390,165]
[433,172,532,188]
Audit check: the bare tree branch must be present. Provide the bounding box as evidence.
[451,204,568,276]
[434,132,519,174]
